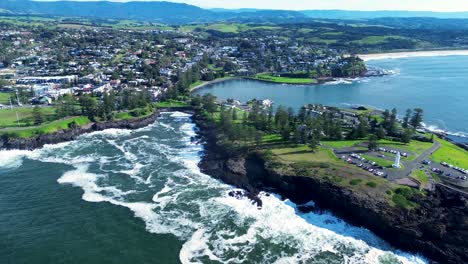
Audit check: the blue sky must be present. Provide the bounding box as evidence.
[37,0,468,12]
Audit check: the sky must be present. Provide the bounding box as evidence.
[36,0,468,12]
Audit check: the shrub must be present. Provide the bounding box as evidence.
[394,187,414,198]
[68,121,78,129]
[392,194,414,208]
[350,179,363,185]
[366,181,377,188]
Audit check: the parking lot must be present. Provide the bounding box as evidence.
[340,153,386,177]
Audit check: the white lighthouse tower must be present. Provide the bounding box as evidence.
[393,152,401,168]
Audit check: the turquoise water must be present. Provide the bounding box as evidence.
[0,112,426,263]
[195,56,468,139]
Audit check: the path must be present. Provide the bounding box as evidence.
[387,141,441,180]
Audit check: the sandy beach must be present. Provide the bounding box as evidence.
[358,50,468,61]
[190,77,240,92]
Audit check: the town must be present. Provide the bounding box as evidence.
[0,18,467,199]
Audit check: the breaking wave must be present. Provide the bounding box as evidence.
[0,112,427,264]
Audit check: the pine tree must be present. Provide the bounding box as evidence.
[32,106,44,125]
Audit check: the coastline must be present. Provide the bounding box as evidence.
[358,49,468,61]
[189,77,242,92]
[0,108,176,151]
[192,111,468,264]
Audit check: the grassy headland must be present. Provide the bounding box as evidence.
[252,73,318,84]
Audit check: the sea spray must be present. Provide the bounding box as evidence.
[0,112,427,264]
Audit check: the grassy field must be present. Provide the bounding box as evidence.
[155,100,189,108]
[189,80,206,89]
[0,116,90,138]
[0,107,57,127]
[271,145,339,163]
[0,92,12,105]
[266,144,396,201]
[254,73,317,84]
[361,154,395,168]
[411,169,429,187]
[180,23,280,33]
[114,107,153,120]
[377,139,433,159]
[352,35,410,45]
[308,37,338,45]
[431,138,468,169]
[322,140,365,148]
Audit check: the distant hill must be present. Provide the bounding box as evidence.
[3,1,468,25]
[301,10,468,19]
[0,0,307,24]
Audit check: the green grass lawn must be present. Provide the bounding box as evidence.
[114,107,153,120]
[0,92,13,105]
[431,138,468,169]
[352,35,410,45]
[322,140,365,148]
[0,107,57,128]
[189,80,206,90]
[155,100,189,108]
[271,145,339,163]
[180,23,281,33]
[361,154,395,168]
[0,116,90,138]
[411,169,429,187]
[254,73,317,84]
[377,139,433,159]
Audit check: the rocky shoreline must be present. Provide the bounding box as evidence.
[192,111,468,264]
[0,110,163,150]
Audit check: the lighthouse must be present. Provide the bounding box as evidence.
[393,151,401,168]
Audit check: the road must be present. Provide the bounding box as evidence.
[386,141,441,181]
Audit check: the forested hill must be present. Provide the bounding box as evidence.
[301,10,468,19]
[0,0,307,24]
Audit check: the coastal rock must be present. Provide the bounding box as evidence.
[192,111,468,264]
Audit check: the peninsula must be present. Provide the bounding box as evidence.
[1,10,468,264]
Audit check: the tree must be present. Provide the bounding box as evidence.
[402,109,412,128]
[281,124,291,141]
[357,116,369,138]
[201,94,217,114]
[190,95,202,108]
[376,126,386,140]
[79,95,97,120]
[275,106,289,130]
[56,94,77,118]
[32,106,44,125]
[410,108,424,129]
[368,135,378,151]
[401,129,413,144]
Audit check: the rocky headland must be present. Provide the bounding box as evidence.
[192,111,468,264]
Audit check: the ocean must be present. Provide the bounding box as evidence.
[194,55,468,141]
[0,112,426,264]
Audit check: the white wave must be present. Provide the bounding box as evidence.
[180,123,197,137]
[180,229,221,264]
[158,121,176,131]
[324,78,355,85]
[169,111,192,118]
[215,192,427,264]
[11,111,428,264]
[422,122,468,138]
[83,128,133,138]
[0,149,34,169]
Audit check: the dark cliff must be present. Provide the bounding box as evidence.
[193,112,468,264]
